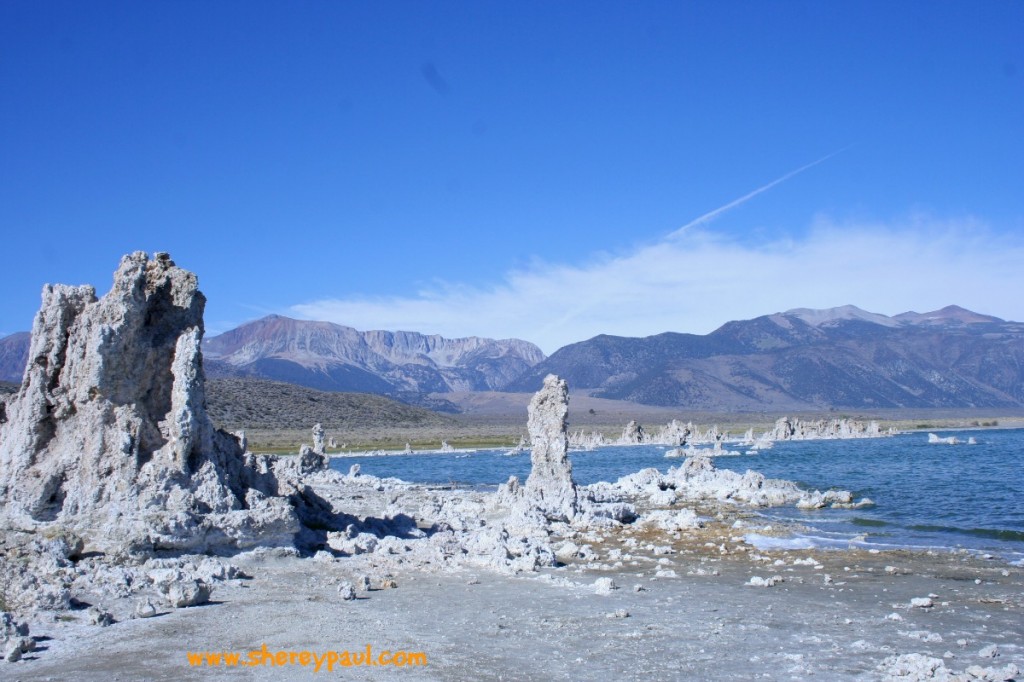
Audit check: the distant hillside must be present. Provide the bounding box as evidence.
[0,332,30,383]
[2,375,454,434]
[7,305,1024,412]
[204,315,545,406]
[205,377,457,431]
[508,305,1024,410]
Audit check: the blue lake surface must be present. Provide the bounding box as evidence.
[331,429,1024,561]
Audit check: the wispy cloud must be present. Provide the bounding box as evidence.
[291,214,1024,354]
[669,148,852,238]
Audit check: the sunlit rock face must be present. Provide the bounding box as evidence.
[0,252,299,553]
[523,374,579,523]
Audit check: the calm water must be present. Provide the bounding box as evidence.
[331,429,1024,561]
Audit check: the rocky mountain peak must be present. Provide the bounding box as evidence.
[894,305,1005,326]
[781,305,901,328]
[202,314,546,395]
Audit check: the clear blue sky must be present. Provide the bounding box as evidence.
[2,1,1022,352]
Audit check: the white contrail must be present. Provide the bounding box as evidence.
[668,147,851,239]
[546,148,852,335]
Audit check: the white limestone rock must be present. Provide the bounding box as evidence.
[0,252,302,556]
[554,541,581,563]
[647,488,678,506]
[877,653,953,680]
[0,612,33,663]
[0,612,29,640]
[162,579,212,608]
[312,423,326,455]
[619,420,646,445]
[747,575,783,587]
[768,416,891,442]
[133,598,158,619]
[88,606,114,627]
[639,509,702,531]
[327,529,380,556]
[876,653,1018,681]
[522,375,578,523]
[965,663,1019,681]
[3,641,22,663]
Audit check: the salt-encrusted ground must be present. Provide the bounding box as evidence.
[12,507,1023,681]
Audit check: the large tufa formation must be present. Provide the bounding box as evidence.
[0,252,301,553]
[523,374,578,522]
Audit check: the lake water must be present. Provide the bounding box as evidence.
[330,429,1024,563]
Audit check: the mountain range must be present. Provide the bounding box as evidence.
[2,305,1022,411]
[201,315,545,411]
[506,305,1024,410]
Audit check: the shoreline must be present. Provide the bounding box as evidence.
[5,432,1022,679]
[10,489,1023,681]
[7,403,1023,679]
[243,417,1024,455]
[298,422,1024,459]
[324,432,1024,565]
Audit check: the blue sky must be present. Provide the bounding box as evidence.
[2,1,1022,353]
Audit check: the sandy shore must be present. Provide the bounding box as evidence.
[11,501,1023,681]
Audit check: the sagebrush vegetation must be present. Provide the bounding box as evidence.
[205,378,455,431]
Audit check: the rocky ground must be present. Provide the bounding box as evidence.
[7,491,1022,681]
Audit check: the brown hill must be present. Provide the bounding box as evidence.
[204,377,456,431]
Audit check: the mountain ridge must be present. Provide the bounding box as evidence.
[3,305,1021,412]
[200,315,545,406]
[506,305,1024,409]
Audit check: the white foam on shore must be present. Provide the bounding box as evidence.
[744,534,818,550]
[745,530,1024,566]
[745,531,910,552]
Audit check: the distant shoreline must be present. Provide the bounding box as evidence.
[251,416,1024,455]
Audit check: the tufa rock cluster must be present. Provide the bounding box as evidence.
[0,252,309,554]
